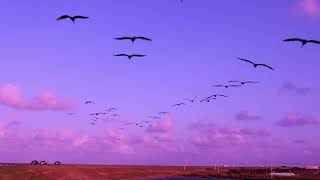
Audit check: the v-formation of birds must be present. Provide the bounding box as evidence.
[57,4,318,141]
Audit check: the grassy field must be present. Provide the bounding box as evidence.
[0,165,319,180]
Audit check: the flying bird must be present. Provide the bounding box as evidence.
[283,38,320,47]
[159,112,170,115]
[238,58,274,70]
[85,101,94,105]
[184,96,197,103]
[200,97,216,103]
[106,108,117,112]
[228,81,259,85]
[56,15,89,23]
[114,54,146,60]
[212,84,241,88]
[172,103,186,107]
[114,36,152,44]
[90,112,106,116]
[149,116,161,120]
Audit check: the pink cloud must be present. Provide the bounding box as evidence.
[190,124,270,149]
[279,82,310,95]
[0,84,73,111]
[235,111,262,121]
[299,0,320,16]
[146,117,173,133]
[276,113,318,127]
[189,121,215,132]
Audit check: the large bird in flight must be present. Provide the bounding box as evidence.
[114,54,146,60]
[184,96,197,103]
[114,36,152,44]
[238,58,274,70]
[85,101,94,105]
[57,15,89,23]
[283,38,320,47]
[212,84,241,88]
[159,112,169,115]
[172,103,186,107]
[228,81,259,85]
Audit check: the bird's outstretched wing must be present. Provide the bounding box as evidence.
[114,54,129,57]
[237,58,255,65]
[131,54,146,57]
[243,81,259,84]
[309,40,320,44]
[136,37,152,41]
[228,81,241,83]
[212,85,224,87]
[257,64,274,70]
[57,15,71,21]
[114,37,132,40]
[283,38,305,42]
[73,16,89,19]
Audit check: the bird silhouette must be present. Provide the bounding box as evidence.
[184,96,197,103]
[57,15,89,23]
[106,108,117,112]
[228,81,259,85]
[172,103,186,107]
[212,84,241,88]
[238,58,274,70]
[114,54,146,60]
[149,116,161,120]
[200,97,216,103]
[283,38,320,47]
[85,101,94,105]
[114,36,152,44]
[159,112,170,115]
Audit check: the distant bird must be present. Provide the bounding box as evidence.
[228,81,259,85]
[200,97,216,103]
[114,54,146,60]
[238,58,274,70]
[172,103,186,107]
[56,15,89,23]
[159,112,170,115]
[66,113,76,116]
[283,38,320,47]
[204,94,228,100]
[90,112,106,116]
[212,84,241,88]
[114,36,152,44]
[149,116,161,120]
[184,96,197,103]
[106,108,117,111]
[85,101,94,105]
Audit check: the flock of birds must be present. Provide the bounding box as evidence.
[56,3,320,142]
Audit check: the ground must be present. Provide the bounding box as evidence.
[0,165,319,180]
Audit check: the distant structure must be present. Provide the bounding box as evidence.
[270,172,295,177]
[54,161,62,165]
[306,166,319,170]
[39,161,47,165]
[31,160,39,165]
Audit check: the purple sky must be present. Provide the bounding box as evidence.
[0,0,319,166]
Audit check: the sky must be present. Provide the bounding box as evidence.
[0,0,319,166]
